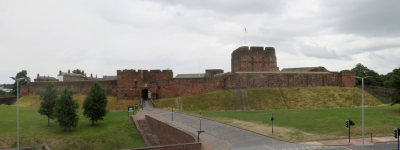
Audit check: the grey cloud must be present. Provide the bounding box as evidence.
[146,0,289,15]
[299,44,351,60]
[349,43,400,54]
[320,0,400,37]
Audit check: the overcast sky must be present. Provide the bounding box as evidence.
[1,0,399,84]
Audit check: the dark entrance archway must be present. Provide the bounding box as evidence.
[141,89,149,100]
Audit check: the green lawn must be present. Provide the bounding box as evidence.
[0,105,146,150]
[180,105,400,141]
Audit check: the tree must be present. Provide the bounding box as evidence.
[38,82,57,126]
[11,70,31,95]
[0,89,5,95]
[53,88,79,131]
[83,81,108,126]
[386,68,400,105]
[72,69,85,76]
[350,63,383,86]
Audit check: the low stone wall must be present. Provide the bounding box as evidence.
[122,143,201,150]
[0,96,17,105]
[357,85,395,102]
[145,115,196,145]
[127,115,201,150]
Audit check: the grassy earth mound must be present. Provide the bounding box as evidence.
[155,87,384,111]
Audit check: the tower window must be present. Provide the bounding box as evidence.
[125,93,127,97]
[262,57,265,68]
[158,86,160,89]
[251,57,254,71]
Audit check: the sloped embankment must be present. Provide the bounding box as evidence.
[155,87,383,111]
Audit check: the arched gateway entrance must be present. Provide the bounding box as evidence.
[141,89,149,100]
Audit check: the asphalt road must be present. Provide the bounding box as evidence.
[142,100,398,150]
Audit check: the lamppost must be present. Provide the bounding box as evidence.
[355,76,371,148]
[10,77,28,150]
[171,105,173,121]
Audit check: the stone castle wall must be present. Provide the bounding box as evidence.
[21,46,356,100]
[20,80,117,96]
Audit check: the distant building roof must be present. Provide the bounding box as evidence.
[59,72,85,77]
[281,67,329,72]
[174,73,205,78]
[103,76,117,80]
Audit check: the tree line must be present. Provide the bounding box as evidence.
[38,81,108,131]
[342,63,400,104]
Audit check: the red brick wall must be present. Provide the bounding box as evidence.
[231,46,279,73]
[145,115,197,145]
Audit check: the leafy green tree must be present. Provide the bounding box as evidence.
[350,63,383,86]
[38,82,58,126]
[83,81,108,126]
[72,69,85,76]
[0,89,5,95]
[53,88,79,131]
[386,68,400,105]
[11,70,31,95]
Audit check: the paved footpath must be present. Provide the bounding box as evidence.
[140,100,398,150]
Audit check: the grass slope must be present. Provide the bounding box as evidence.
[0,105,145,149]
[156,87,383,111]
[181,105,400,141]
[14,95,140,111]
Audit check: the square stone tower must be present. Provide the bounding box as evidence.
[231,46,279,73]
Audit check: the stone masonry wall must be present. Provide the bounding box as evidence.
[159,77,225,99]
[339,72,356,87]
[231,46,279,73]
[145,115,197,145]
[222,72,337,89]
[117,69,173,100]
[20,80,117,96]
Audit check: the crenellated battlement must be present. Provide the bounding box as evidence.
[232,46,276,53]
[117,69,173,74]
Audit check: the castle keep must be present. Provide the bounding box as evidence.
[20,46,355,100]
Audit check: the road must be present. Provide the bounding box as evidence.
[141,100,398,150]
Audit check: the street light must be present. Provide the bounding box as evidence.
[10,77,28,150]
[355,76,371,148]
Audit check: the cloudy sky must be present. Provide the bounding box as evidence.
[1,0,399,84]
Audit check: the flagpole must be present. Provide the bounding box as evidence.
[244,27,247,46]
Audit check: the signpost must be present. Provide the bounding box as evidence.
[197,110,205,143]
[200,111,202,131]
[394,128,399,150]
[346,120,355,143]
[128,106,134,116]
[271,113,274,135]
[135,104,138,110]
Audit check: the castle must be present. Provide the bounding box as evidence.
[20,46,355,100]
